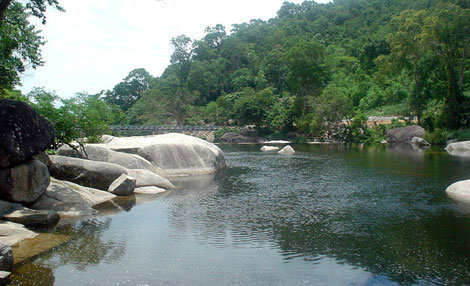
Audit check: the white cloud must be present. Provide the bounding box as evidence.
[19,0,331,98]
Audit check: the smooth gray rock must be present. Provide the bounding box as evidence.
[100,133,226,176]
[446,141,470,153]
[0,243,13,271]
[108,174,136,196]
[57,144,158,173]
[261,146,280,152]
[0,221,37,246]
[31,179,116,217]
[0,159,50,203]
[0,99,54,169]
[134,186,168,195]
[126,169,174,189]
[49,155,128,190]
[278,145,295,155]
[410,136,430,148]
[2,208,59,227]
[0,200,22,217]
[446,179,470,203]
[387,125,425,144]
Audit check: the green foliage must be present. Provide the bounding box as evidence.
[213,127,241,142]
[424,129,452,145]
[27,88,122,146]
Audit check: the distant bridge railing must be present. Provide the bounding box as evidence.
[110,125,222,133]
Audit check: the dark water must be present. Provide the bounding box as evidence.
[12,144,470,285]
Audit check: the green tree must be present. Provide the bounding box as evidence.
[0,0,63,24]
[104,68,152,112]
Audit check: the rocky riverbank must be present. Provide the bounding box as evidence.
[0,99,227,281]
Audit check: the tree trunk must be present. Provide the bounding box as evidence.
[0,0,13,24]
[459,44,467,92]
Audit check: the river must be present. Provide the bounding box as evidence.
[11,144,470,285]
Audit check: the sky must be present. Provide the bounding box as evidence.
[19,0,331,98]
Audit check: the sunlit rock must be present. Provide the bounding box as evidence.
[446,141,470,157]
[99,133,226,176]
[261,146,280,152]
[278,145,295,155]
[126,169,174,189]
[446,179,470,203]
[0,221,37,246]
[108,174,136,196]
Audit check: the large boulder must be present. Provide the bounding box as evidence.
[446,179,470,203]
[0,99,54,169]
[49,155,128,190]
[100,133,226,176]
[57,144,158,173]
[0,221,37,246]
[31,179,116,217]
[126,169,174,189]
[387,125,425,144]
[108,174,136,196]
[219,132,266,144]
[0,159,50,203]
[0,243,13,271]
[446,141,470,157]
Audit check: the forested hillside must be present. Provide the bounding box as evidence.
[2,0,469,143]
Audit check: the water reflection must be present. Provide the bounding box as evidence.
[37,218,126,271]
[22,144,470,285]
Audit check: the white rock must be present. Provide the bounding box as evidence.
[446,179,470,203]
[261,146,280,152]
[0,221,37,246]
[446,141,470,157]
[126,169,174,189]
[0,270,10,284]
[57,144,158,173]
[265,140,291,144]
[99,133,226,176]
[278,145,295,155]
[31,179,116,217]
[134,186,168,195]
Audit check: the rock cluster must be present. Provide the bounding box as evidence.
[0,100,228,275]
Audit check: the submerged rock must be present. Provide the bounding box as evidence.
[278,145,295,155]
[387,126,425,144]
[49,155,127,190]
[134,186,168,195]
[446,179,470,203]
[261,146,280,152]
[0,159,50,204]
[0,99,54,169]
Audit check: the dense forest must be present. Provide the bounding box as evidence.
[1,0,469,144]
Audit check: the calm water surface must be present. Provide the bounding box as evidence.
[12,144,470,285]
